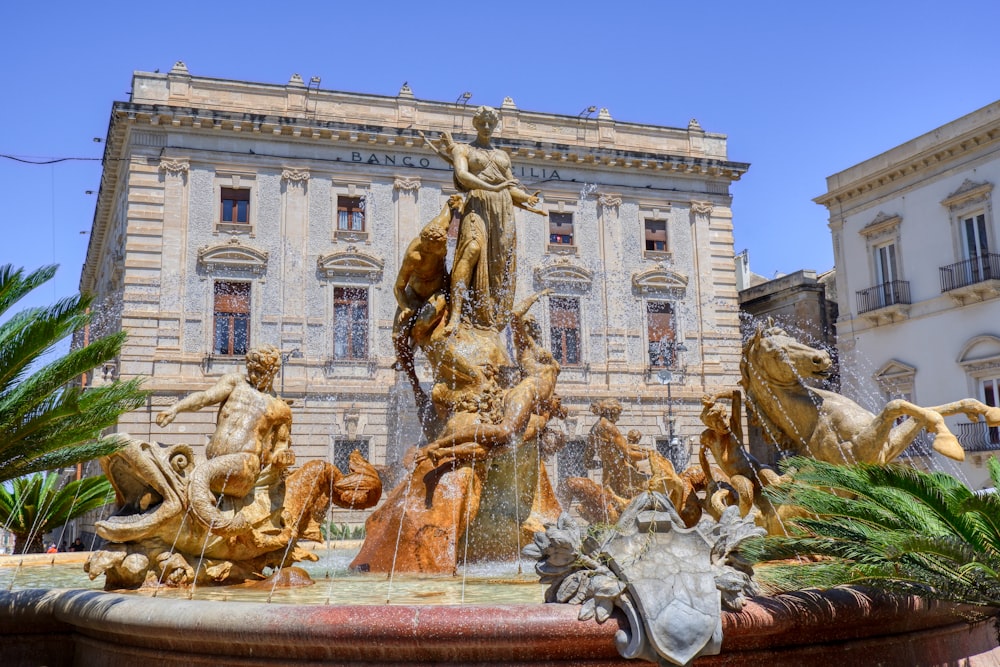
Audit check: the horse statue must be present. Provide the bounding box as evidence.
[740,322,1000,466]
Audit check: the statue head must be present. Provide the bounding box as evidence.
[245,345,281,392]
[590,397,623,421]
[472,106,500,136]
[420,224,448,244]
[626,429,642,444]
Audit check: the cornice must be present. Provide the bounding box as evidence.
[941,179,993,209]
[815,124,1000,209]
[110,102,750,182]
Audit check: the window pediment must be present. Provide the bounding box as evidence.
[197,238,268,274]
[533,259,593,291]
[958,335,1000,374]
[631,268,688,295]
[317,247,384,279]
[859,211,901,239]
[942,179,993,210]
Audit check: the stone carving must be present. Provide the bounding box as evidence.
[281,168,310,183]
[392,176,421,191]
[159,158,189,175]
[690,200,714,216]
[598,194,622,208]
[524,495,763,666]
[87,346,381,588]
[741,321,1000,465]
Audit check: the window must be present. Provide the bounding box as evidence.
[646,301,677,367]
[644,219,667,252]
[332,439,369,475]
[333,287,368,359]
[213,282,250,355]
[548,212,574,246]
[963,213,992,282]
[983,377,1000,445]
[221,188,250,224]
[549,297,581,365]
[874,243,898,286]
[337,196,365,232]
[655,437,688,472]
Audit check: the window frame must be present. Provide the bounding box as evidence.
[212,281,251,356]
[332,286,370,361]
[645,299,679,369]
[214,171,256,236]
[548,296,582,367]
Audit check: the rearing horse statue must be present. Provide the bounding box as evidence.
[740,322,1000,465]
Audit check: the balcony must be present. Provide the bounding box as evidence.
[939,253,1000,304]
[956,421,1000,453]
[856,280,911,325]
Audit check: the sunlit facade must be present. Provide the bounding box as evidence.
[82,63,749,519]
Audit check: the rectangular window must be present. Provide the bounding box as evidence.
[548,212,574,246]
[332,439,369,474]
[644,219,667,251]
[213,282,250,355]
[647,301,676,367]
[655,437,688,472]
[221,188,250,224]
[874,243,898,285]
[337,196,365,232]
[963,213,991,282]
[333,287,368,359]
[549,297,581,366]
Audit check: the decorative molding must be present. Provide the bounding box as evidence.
[690,200,714,216]
[631,268,689,295]
[317,246,384,280]
[957,335,1000,374]
[159,158,190,175]
[941,179,993,210]
[873,359,916,393]
[534,259,593,291]
[197,237,268,274]
[598,194,622,208]
[393,177,421,192]
[859,211,902,239]
[281,168,310,183]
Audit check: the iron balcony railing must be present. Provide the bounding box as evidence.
[939,253,1000,292]
[856,280,911,315]
[957,421,1000,453]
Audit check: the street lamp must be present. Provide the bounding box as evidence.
[649,340,688,466]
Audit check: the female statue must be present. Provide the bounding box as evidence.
[435,106,545,333]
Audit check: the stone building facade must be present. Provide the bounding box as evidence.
[82,63,749,519]
[816,99,1000,488]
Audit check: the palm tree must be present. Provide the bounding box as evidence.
[740,456,1000,609]
[0,472,115,553]
[0,264,147,482]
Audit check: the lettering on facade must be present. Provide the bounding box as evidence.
[348,152,561,180]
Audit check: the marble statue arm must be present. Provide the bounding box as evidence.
[393,243,420,313]
[509,186,546,215]
[156,374,239,427]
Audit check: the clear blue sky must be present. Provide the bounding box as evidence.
[3,0,999,307]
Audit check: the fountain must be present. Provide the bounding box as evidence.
[3,107,1000,666]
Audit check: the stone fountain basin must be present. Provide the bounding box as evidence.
[3,585,999,666]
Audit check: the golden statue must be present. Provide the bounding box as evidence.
[430,106,545,334]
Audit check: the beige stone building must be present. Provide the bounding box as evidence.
[82,63,749,519]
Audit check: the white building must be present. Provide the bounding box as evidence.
[816,100,1000,488]
[82,63,749,520]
